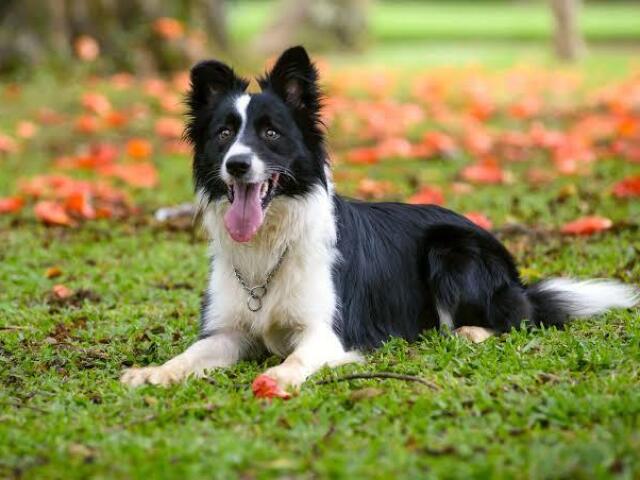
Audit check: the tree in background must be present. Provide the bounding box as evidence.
[0,0,228,74]
[550,0,585,61]
[255,0,369,55]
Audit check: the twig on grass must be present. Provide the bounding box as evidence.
[316,372,439,390]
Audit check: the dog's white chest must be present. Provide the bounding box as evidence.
[200,185,339,358]
[207,251,334,357]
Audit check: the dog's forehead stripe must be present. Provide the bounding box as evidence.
[224,94,252,159]
[235,94,251,127]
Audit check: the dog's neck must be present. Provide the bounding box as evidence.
[200,184,336,286]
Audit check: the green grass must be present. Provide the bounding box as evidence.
[1,46,640,478]
[229,1,640,44]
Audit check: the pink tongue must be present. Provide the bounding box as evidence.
[224,183,264,242]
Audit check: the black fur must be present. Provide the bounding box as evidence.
[331,198,572,349]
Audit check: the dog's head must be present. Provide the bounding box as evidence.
[185,46,327,243]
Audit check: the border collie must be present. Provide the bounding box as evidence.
[121,46,639,396]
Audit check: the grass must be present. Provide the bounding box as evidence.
[1,43,640,479]
[228,1,640,44]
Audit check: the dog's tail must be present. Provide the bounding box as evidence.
[526,278,639,327]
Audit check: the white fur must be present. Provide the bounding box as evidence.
[123,183,361,389]
[120,331,247,386]
[221,94,266,184]
[454,326,494,343]
[538,278,640,317]
[436,304,454,331]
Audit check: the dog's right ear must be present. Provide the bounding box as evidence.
[185,61,248,145]
[187,60,249,112]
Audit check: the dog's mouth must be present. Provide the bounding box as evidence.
[223,173,280,243]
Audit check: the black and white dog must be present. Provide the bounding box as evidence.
[121,46,639,395]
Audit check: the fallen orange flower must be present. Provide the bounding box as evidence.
[252,374,291,400]
[52,284,73,299]
[74,35,100,62]
[98,163,158,188]
[561,216,613,236]
[153,17,185,40]
[0,197,24,214]
[346,147,379,165]
[65,190,96,219]
[82,93,112,116]
[612,176,640,198]
[45,267,63,279]
[125,138,153,159]
[0,134,18,153]
[34,201,73,226]
[461,160,504,184]
[464,212,493,230]
[104,110,128,128]
[357,178,395,200]
[408,186,444,205]
[74,115,99,134]
[155,117,184,139]
[16,121,38,139]
[422,131,457,158]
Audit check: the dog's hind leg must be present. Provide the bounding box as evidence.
[426,224,530,336]
[121,329,250,387]
[453,326,495,343]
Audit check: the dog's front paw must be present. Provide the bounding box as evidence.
[120,364,186,387]
[253,363,307,399]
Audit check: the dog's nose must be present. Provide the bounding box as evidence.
[226,155,252,178]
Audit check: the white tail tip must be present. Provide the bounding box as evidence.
[538,278,640,317]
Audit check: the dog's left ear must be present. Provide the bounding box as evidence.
[262,46,320,112]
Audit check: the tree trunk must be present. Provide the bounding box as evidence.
[550,0,585,61]
[0,0,228,74]
[257,0,369,55]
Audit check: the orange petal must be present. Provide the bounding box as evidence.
[74,115,100,134]
[346,147,379,165]
[152,17,184,40]
[52,284,73,299]
[155,117,184,139]
[408,186,444,205]
[34,201,73,226]
[98,163,158,188]
[252,375,291,399]
[81,93,112,116]
[461,162,504,184]
[74,35,100,62]
[0,196,24,214]
[45,267,63,279]
[125,138,153,159]
[0,133,18,153]
[561,216,613,236]
[612,176,640,199]
[357,178,394,200]
[464,212,493,230]
[65,190,96,219]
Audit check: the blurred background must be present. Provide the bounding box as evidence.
[1,0,638,74]
[0,0,638,227]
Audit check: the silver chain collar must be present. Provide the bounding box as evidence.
[233,247,289,312]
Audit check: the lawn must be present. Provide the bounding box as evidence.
[229,1,640,44]
[2,42,640,480]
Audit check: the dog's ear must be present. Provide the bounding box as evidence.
[187,60,248,111]
[261,46,320,113]
[185,60,248,145]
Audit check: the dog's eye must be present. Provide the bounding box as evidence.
[263,128,280,141]
[218,128,233,142]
